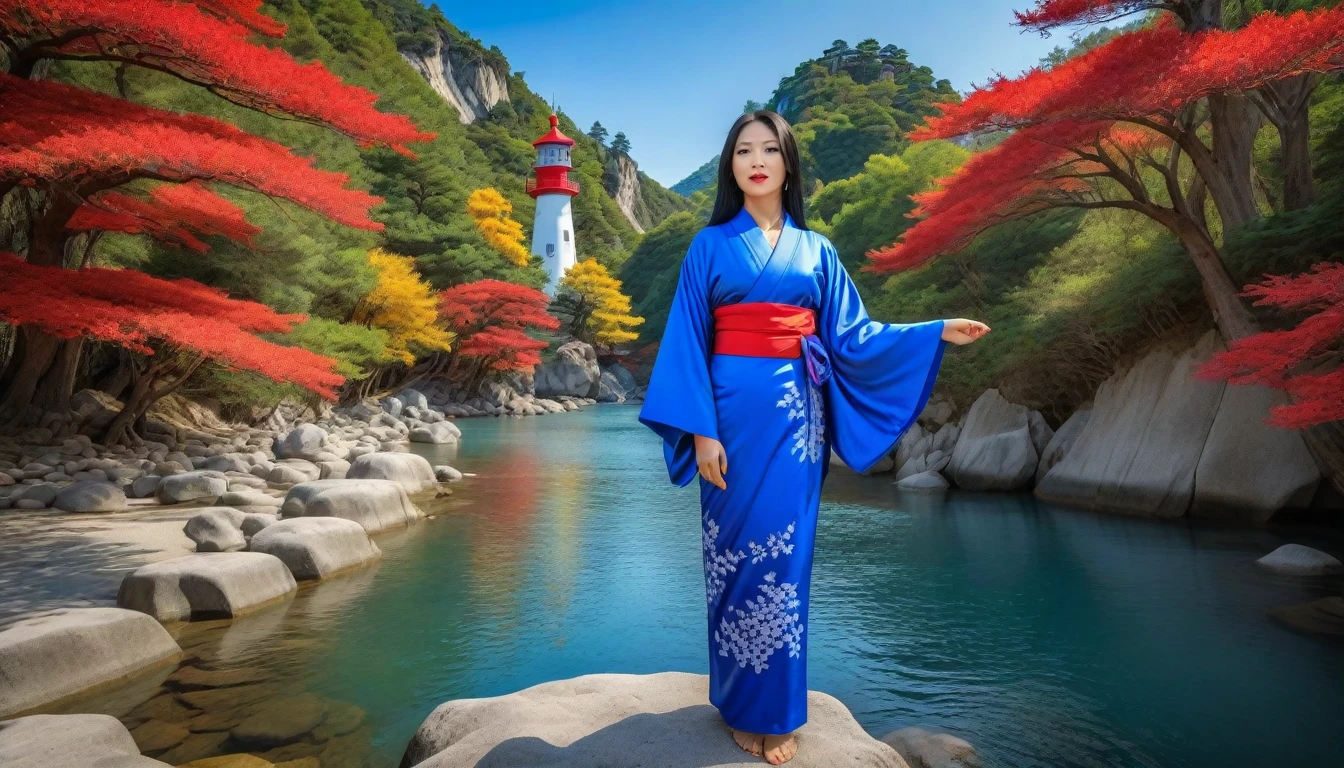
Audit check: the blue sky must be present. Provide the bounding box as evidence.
[432,1,1075,187]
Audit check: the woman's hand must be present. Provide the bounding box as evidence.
[694,434,728,490]
[941,318,990,346]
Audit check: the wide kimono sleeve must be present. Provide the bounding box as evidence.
[816,236,948,474]
[637,232,718,487]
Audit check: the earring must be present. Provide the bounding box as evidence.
[784,180,788,191]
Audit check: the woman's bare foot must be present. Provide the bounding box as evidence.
[729,727,764,756]
[763,732,799,765]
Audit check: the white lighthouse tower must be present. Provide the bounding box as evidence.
[527,113,581,296]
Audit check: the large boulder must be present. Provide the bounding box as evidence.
[183,509,246,553]
[0,714,171,767]
[946,389,1040,491]
[1034,409,1090,485]
[533,340,601,399]
[280,479,421,533]
[0,608,182,718]
[1191,381,1320,521]
[1036,331,1321,520]
[346,452,437,493]
[274,424,328,461]
[53,480,126,513]
[409,422,459,445]
[249,517,382,580]
[116,553,297,622]
[400,671,909,768]
[156,471,228,504]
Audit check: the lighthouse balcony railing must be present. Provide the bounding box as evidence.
[527,176,581,195]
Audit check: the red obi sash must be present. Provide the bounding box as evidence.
[712,302,832,385]
[712,302,815,358]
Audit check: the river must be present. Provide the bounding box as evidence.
[7,403,1344,767]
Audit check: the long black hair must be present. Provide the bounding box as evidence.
[707,110,808,230]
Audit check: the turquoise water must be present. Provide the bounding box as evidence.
[26,404,1344,766]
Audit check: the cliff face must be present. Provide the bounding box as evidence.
[400,28,509,124]
[607,153,646,234]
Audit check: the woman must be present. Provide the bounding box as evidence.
[638,110,989,765]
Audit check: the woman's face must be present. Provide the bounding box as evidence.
[731,120,786,202]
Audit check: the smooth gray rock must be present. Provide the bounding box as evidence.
[116,552,296,622]
[1036,330,1321,521]
[280,479,421,533]
[880,726,983,768]
[267,464,310,485]
[0,714,171,767]
[240,512,279,538]
[156,471,227,504]
[130,475,162,499]
[53,480,126,513]
[947,389,1039,491]
[1036,332,1225,518]
[20,484,58,506]
[249,517,382,580]
[183,509,246,553]
[274,423,328,461]
[0,608,182,718]
[434,465,463,482]
[1191,382,1320,522]
[346,452,437,493]
[1035,409,1090,486]
[318,459,350,479]
[401,671,908,768]
[1256,544,1344,575]
[410,423,459,444]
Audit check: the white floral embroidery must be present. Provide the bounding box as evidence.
[776,380,825,463]
[703,518,746,608]
[714,571,805,673]
[748,521,796,564]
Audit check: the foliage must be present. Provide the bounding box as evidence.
[1195,261,1344,427]
[466,187,533,267]
[351,248,454,365]
[440,279,558,374]
[0,252,344,398]
[554,258,645,346]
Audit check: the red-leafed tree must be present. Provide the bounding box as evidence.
[437,280,560,395]
[1193,262,1344,430]
[871,1,1344,493]
[0,0,434,420]
[869,5,1344,342]
[66,182,263,263]
[1013,0,1337,211]
[0,253,344,444]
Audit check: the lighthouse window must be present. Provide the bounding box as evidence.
[546,244,555,258]
[563,230,570,242]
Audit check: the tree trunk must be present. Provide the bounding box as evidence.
[102,372,155,446]
[1279,114,1313,211]
[1170,222,1259,342]
[34,337,84,411]
[1198,93,1264,233]
[0,326,63,420]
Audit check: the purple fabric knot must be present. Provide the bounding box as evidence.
[801,334,831,387]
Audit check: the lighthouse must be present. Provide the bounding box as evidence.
[528,114,581,296]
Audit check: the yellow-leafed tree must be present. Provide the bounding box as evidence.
[556,258,644,346]
[352,248,455,366]
[467,187,532,267]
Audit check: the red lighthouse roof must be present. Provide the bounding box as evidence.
[532,114,575,147]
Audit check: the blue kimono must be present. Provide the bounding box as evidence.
[637,204,947,735]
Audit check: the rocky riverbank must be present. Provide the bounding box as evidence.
[855,329,1341,524]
